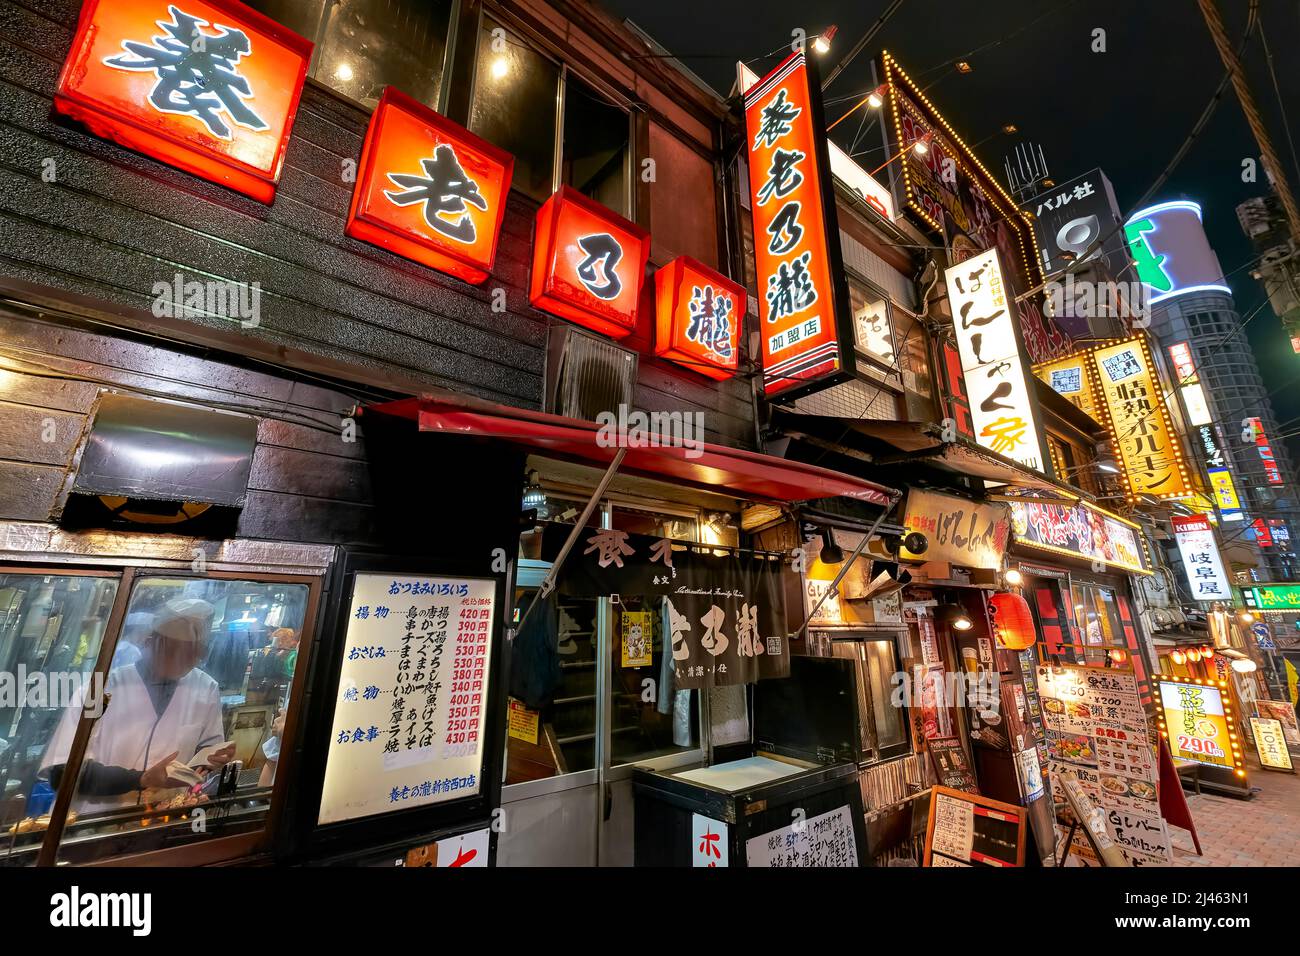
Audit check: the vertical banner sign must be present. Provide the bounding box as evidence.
[1245,417,1284,485]
[944,249,1047,472]
[318,573,496,825]
[1171,514,1231,602]
[347,87,513,284]
[55,0,313,203]
[744,51,856,398]
[530,186,651,339]
[1089,337,1192,501]
[654,256,744,380]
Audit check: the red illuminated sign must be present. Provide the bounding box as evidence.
[1246,416,1284,485]
[54,0,312,203]
[1253,518,1273,548]
[346,87,513,285]
[530,187,650,339]
[744,52,854,398]
[653,257,743,380]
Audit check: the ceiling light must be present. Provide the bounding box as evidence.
[1003,568,1023,586]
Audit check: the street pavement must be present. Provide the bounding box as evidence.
[1169,755,1300,866]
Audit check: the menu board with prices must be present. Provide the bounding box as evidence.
[1249,717,1295,772]
[1038,666,1170,865]
[745,805,858,867]
[318,573,496,825]
[924,786,1026,867]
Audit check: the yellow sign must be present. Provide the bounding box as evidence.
[620,610,654,668]
[1249,717,1294,771]
[1090,338,1191,501]
[1156,678,1235,770]
[1036,356,1101,422]
[507,698,540,746]
[1208,470,1242,512]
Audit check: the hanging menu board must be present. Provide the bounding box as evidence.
[1037,666,1169,865]
[924,786,1026,867]
[318,573,496,825]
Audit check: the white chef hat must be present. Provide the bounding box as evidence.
[152,597,216,646]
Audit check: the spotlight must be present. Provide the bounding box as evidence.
[1003,568,1023,586]
[902,531,929,555]
[812,25,837,54]
[866,84,886,109]
[912,132,932,156]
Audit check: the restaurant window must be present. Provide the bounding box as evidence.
[863,637,909,759]
[48,574,310,865]
[847,276,898,375]
[470,17,631,211]
[247,0,454,110]
[1068,582,1124,666]
[0,571,119,865]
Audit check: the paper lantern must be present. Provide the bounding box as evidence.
[1186,649,1201,663]
[1201,646,1215,659]
[988,592,1036,650]
[1171,650,1186,665]
[1109,648,1127,664]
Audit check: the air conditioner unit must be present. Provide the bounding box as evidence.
[544,325,638,422]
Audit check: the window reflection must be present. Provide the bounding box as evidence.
[0,573,119,865]
[562,79,629,214]
[44,576,309,865]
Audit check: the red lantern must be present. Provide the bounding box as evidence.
[1201,646,1215,660]
[988,592,1036,650]
[1186,648,1201,663]
[1109,648,1127,664]
[1171,650,1186,665]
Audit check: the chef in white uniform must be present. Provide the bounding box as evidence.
[42,597,235,813]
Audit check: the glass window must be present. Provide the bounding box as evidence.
[470,16,560,202]
[864,637,908,757]
[247,0,453,110]
[1069,583,1124,665]
[848,279,897,371]
[505,584,598,783]
[49,576,309,864]
[608,594,698,765]
[0,572,119,865]
[562,79,629,214]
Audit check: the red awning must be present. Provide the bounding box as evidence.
[365,397,897,506]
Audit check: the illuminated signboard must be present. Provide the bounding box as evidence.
[346,87,513,285]
[1088,336,1192,501]
[1251,518,1273,548]
[1166,342,1212,427]
[1171,513,1231,602]
[1035,354,1101,423]
[1125,201,1232,304]
[653,256,744,380]
[1245,417,1285,485]
[1198,419,1244,522]
[744,51,855,398]
[1243,584,1300,611]
[879,52,1071,367]
[1008,498,1149,574]
[54,0,312,203]
[529,186,650,339]
[944,248,1047,473]
[1155,676,1241,774]
[1168,342,1196,381]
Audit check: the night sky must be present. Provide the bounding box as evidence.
[604,0,1300,461]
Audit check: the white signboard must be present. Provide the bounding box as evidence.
[745,804,858,867]
[692,813,729,867]
[1171,513,1231,602]
[435,827,491,867]
[318,573,496,825]
[944,248,1046,472]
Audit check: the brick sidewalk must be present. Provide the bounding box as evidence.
[1169,756,1300,866]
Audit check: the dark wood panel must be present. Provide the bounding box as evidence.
[0,400,82,464]
[256,418,367,462]
[0,367,98,413]
[237,489,377,546]
[0,459,62,519]
[247,444,373,504]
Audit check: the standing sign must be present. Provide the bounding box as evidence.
[1248,717,1294,771]
[944,248,1047,473]
[530,186,651,339]
[1155,676,1242,775]
[1037,666,1169,865]
[923,786,1026,867]
[1171,514,1231,603]
[899,488,1011,568]
[744,51,856,398]
[318,573,496,825]
[654,256,743,380]
[1255,699,1300,749]
[346,87,513,284]
[55,0,313,203]
[1089,337,1192,501]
